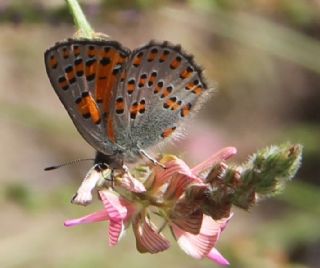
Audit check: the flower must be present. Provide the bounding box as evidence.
[65,147,237,266]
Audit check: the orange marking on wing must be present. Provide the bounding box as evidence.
[77,99,90,118]
[62,47,70,59]
[65,66,76,83]
[130,102,139,119]
[161,126,176,138]
[83,96,101,124]
[85,59,97,81]
[87,46,97,58]
[96,57,111,103]
[147,48,158,62]
[139,99,146,113]
[73,45,81,57]
[170,56,182,69]
[185,81,196,90]
[76,95,101,124]
[138,74,147,87]
[180,103,192,117]
[154,81,163,94]
[164,98,175,109]
[128,79,135,95]
[115,97,125,114]
[148,72,157,87]
[159,50,170,63]
[102,51,122,115]
[179,66,193,79]
[160,86,173,98]
[130,102,139,113]
[49,55,58,69]
[74,58,84,76]
[133,52,143,67]
[192,86,203,95]
[120,70,127,82]
[164,97,181,111]
[58,76,69,90]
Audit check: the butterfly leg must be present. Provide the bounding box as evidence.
[139,149,166,169]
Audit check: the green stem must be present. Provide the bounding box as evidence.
[65,0,95,39]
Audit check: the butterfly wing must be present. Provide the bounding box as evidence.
[116,41,211,152]
[44,39,130,155]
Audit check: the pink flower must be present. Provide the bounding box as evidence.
[65,147,237,266]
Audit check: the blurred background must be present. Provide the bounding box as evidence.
[0,0,319,267]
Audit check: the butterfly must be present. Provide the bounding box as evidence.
[45,38,210,169]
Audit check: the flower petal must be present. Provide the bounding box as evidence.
[172,215,222,259]
[109,220,125,246]
[133,214,170,254]
[207,247,230,266]
[156,158,195,187]
[99,190,134,221]
[64,209,109,227]
[117,172,146,193]
[191,147,237,175]
[171,209,203,234]
[163,173,202,200]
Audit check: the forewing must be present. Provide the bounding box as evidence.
[117,41,211,150]
[44,39,130,155]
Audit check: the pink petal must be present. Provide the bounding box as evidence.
[191,147,237,175]
[171,209,203,234]
[172,215,222,259]
[99,190,134,221]
[207,248,230,266]
[64,209,109,227]
[117,172,146,193]
[164,174,202,200]
[217,213,233,233]
[133,214,170,254]
[108,220,124,246]
[155,158,194,187]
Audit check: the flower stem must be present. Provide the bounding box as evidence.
[65,0,95,39]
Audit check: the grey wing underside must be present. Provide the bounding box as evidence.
[44,39,130,155]
[114,41,212,151]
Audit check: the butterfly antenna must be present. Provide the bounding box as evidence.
[44,158,94,171]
